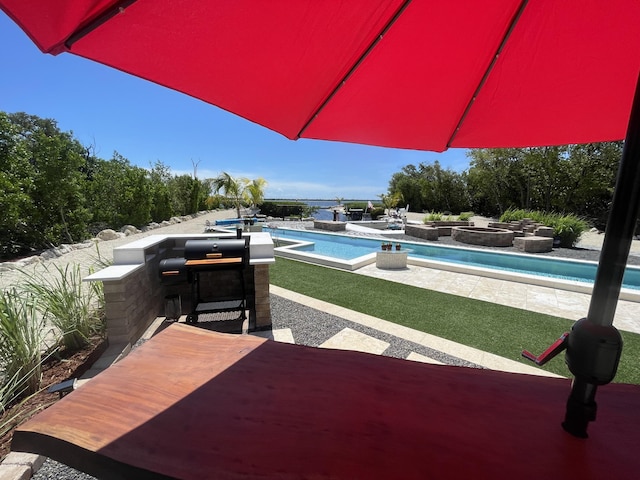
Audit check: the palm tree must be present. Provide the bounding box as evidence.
[212,172,267,218]
[247,178,268,212]
[378,191,403,216]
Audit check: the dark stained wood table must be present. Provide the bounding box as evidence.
[12,323,640,479]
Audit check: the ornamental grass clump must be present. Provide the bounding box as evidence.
[20,263,104,351]
[550,215,590,248]
[499,208,589,247]
[425,211,443,222]
[0,289,45,408]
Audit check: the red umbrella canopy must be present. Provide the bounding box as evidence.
[2,0,640,152]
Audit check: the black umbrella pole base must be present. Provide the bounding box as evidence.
[562,382,597,438]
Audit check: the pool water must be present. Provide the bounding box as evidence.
[266,227,640,290]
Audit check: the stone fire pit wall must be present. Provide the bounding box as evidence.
[451,226,515,247]
[404,224,439,241]
[423,221,473,236]
[84,232,275,348]
[313,220,347,231]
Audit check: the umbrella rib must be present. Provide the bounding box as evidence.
[446,0,529,148]
[296,0,413,139]
[64,0,139,50]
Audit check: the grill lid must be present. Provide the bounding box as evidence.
[159,257,188,283]
[184,239,248,261]
[159,238,249,283]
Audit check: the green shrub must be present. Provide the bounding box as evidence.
[260,201,308,218]
[344,202,365,210]
[370,207,385,219]
[550,215,590,248]
[499,208,589,247]
[458,211,474,221]
[425,211,443,221]
[499,208,527,223]
[0,289,45,405]
[20,264,104,351]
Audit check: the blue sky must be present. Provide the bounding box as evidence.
[0,12,470,200]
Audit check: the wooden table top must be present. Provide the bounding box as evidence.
[12,323,640,479]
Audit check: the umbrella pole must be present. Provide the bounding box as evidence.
[562,72,640,438]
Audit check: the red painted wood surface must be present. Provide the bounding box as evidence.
[12,324,640,479]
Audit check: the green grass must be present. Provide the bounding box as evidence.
[270,258,640,384]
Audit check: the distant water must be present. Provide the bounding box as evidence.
[303,200,337,208]
[268,199,369,221]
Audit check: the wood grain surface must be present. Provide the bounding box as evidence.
[12,324,640,479]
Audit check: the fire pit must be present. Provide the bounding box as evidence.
[451,226,514,247]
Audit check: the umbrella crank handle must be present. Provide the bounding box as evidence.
[521,332,569,366]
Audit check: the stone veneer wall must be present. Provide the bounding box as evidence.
[103,263,271,345]
[423,221,473,236]
[103,262,165,346]
[451,227,514,247]
[99,235,273,346]
[404,224,439,240]
[253,264,271,329]
[313,220,346,231]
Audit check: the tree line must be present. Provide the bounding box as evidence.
[2,109,624,258]
[388,142,623,228]
[0,111,219,259]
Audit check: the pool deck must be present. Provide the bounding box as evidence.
[354,262,640,335]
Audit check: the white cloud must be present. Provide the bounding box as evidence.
[163,168,385,199]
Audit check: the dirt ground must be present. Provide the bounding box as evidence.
[0,336,107,459]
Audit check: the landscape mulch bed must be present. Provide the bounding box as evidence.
[0,336,108,460]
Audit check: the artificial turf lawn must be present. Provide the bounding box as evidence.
[269,257,640,384]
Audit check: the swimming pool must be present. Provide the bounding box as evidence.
[215,218,244,226]
[266,227,640,294]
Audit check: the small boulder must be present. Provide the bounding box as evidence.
[97,229,123,241]
[121,225,141,236]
